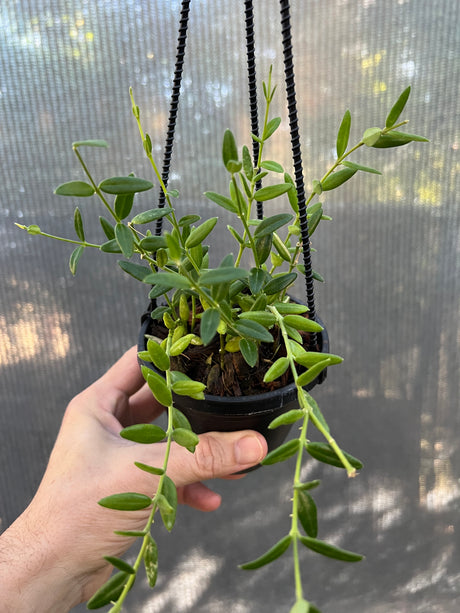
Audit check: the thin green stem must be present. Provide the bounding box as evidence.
[110,334,176,613]
[231,175,259,267]
[15,225,101,248]
[309,410,356,477]
[129,88,181,233]
[72,147,118,221]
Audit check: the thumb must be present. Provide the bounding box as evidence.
[167,430,268,486]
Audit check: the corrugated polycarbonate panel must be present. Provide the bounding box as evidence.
[1,1,458,611]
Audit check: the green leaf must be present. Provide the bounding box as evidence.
[103,556,136,575]
[200,308,221,345]
[282,315,323,333]
[164,232,182,262]
[254,184,293,203]
[263,357,290,383]
[185,217,218,248]
[239,338,258,367]
[178,214,201,227]
[200,267,248,285]
[171,380,206,398]
[86,571,129,609]
[362,127,382,147]
[239,534,291,570]
[115,223,134,258]
[268,409,305,429]
[234,319,273,343]
[222,129,239,170]
[272,302,309,315]
[386,85,411,128]
[69,245,84,275]
[227,224,245,245]
[283,173,298,213]
[172,406,193,430]
[306,205,323,236]
[99,216,115,239]
[72,139,108,148]
[172,427,199,452]
[298,490,318,537]
[305,442,363,470]
[312,179,323,195]
[254,213,293,237]
[54,180,95,197]
[296,359,331,387]
[264,272,297,295]
[144,534,159,588]
[372,130,429,148]
[100,239,122,253]
[342,160,382,175]
[261,439,300,465]
[248,267,267,294]
[254,233,273,265]
[299,536,364,562]
[144,133,153,155]
[143,271,191,290]
[321,167,357,191]
[99,176,153,194]
[118,260,152,282]
[260,160,284,173]
[312,269,325,283]
[139,236,167,251]
[131,207,174,225]
[242,145,254,180]
[159,476,177,531]
[170,334,199,357]
[272,231,291,262]
[336,109,351,158]
[98,492,152,511]
[292,349,342,368]
[284,325,303,344]
[238,311,276,327]
[294,480,321,492]
[74,207,85,241]
[115,192,135,220]
[134,462,164,476]
[263,116,281,140]
[301,392,329,434]
[205,191,238,214]
[144,370,173,407]
[147,338,170,370]
[113,529,147,537]
[226,159,243,174]
[120,424,166,444]
[253,169,269,182]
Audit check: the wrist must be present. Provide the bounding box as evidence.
[0,510,83,613]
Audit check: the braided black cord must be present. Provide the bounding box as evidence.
[244,0,263,220]
[279,0,316,330]
[155,0,191,236]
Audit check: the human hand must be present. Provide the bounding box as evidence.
[0,346,267,612]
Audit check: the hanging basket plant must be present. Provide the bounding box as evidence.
[15,2,427,611]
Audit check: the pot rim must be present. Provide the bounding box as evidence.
[138,300,329,413]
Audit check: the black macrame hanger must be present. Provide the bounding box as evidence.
[155,0,191,236]
[156,0,318,341]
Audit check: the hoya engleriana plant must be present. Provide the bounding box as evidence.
[17,73,427,612]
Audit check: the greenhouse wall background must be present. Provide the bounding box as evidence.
[1,1,459,611]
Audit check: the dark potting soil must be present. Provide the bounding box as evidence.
[147,318,315,397]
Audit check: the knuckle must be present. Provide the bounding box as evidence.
[193,434,225,477]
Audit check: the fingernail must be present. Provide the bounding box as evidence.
[235,435,265,465]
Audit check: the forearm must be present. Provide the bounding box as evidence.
[0,511,82,613]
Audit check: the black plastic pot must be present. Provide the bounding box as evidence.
[138,303,329,455]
